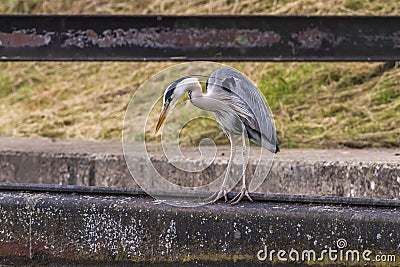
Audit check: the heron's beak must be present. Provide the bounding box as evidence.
[155,103,169,134]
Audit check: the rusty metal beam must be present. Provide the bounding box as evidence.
[1,15,400,61]
[0,184,399,266]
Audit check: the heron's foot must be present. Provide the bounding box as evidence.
[205,189,228,203]
[228,188,253,205]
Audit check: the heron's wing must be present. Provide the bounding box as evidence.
[207,68,279,153]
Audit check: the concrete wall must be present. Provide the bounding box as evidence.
[0,137,399,199]
[0,191,399,266]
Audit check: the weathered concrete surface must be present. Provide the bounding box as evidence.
[0,190,398,266]
[0,137,399,199]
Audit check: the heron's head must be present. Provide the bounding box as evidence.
[155,76,196,133]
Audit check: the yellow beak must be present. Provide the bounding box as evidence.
[155,103,169,134]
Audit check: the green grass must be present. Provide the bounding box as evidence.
[255,62,399,148]
[0,0,399,148]
[375,80,400,105]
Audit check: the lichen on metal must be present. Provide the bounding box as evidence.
[290,27,346,50]
[61,28,281,49]
[1,16,400,61]
[0,29,53,48]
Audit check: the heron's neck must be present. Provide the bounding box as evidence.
[176,77,203,97]
[176,77,217,111]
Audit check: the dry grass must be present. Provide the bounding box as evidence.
[0,61,175,140]
[1,0,399,15]
[257,62,400,148]
[0,0,399,148]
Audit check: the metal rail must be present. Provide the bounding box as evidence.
[1,15,400,61]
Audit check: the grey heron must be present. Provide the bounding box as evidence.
[155,67,279,204]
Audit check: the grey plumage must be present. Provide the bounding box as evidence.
[206,68,279,153]
[156,67,279,204]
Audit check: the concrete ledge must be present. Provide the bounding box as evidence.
[0,137,399,198]
[0,186,399,266]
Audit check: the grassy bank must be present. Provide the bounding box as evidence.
[0,0,399,148]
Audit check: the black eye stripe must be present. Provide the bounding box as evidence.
[164,76,191,102]
[164,88,174,102]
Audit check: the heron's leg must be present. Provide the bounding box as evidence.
[229,130,253,205]
[205,134,234,203]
